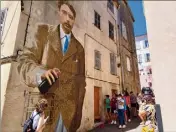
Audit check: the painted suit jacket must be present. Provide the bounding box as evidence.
[17,24,86,132]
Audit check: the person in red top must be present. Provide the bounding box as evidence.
[110,93,117,124]
[123,91,131,122]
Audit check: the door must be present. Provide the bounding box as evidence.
[94,87,100,120]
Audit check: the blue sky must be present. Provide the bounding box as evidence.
[128,1,147,36]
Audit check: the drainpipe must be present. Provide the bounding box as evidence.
[23,0,33,47]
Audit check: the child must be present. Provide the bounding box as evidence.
[117,94,126,128]
[104,95,111,123]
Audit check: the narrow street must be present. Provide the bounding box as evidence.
[90,118,142,132]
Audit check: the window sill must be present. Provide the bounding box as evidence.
[93,23,102,31]
[109,36,115,42]
[94,67,102,71]
[110,73,117,76]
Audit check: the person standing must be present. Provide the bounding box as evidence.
[117,94,126,129]
[18,2,86,132]
[105,95,111,123]
[110,93,117,124]
[130,91,137,117]
[123,91,131,122]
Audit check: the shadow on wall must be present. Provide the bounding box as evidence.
[155,104,163,132]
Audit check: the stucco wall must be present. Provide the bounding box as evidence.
[144,1,176,131]
[1,1,21,116]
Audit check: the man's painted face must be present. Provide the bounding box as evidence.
[59,4,75,34]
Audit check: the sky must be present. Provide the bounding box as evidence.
[128,1,147,36]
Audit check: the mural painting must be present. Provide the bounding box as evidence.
[16,1,85,132]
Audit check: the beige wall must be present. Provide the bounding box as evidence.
[71,1,120,131]
[144,1,176,131]
[1,1,21,116]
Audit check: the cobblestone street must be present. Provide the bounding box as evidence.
[90,118,142,132]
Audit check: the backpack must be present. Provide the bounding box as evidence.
[23,112,39,132]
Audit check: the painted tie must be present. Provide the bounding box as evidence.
[63,35,69,54]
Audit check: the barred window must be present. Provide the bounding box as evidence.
[110,53,117,75]
[94,50,101,70]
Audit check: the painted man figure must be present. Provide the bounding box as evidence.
[17,2,86,132]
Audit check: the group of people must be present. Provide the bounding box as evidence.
[138,87,157,132]
[105,91,139,129]
[105,88,157,131]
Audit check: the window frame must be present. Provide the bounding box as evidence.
[94,11,101,30]
[107,0,114,13]
[121,21,127,40]
[137,54,142,63]
[143,40,149,48]
[94,50,101,70]
[109,21,114,40]
[126,56,131,72]
[110,53,117,75]
[145,53,150,62]
[0,8,8,37]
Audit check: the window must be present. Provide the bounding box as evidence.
[94,11,101,29]
[107,0,114,13]
[110,53,117,75]
[145,53,150,62]
[136,42,141,50]
[126,56,131,71]
[143,40,149,48]
[0,8,8,36]
[109,21,114,40]
[121,21,127,40]
[94,50,101,70]
[137,54,142,63]
[149,68,152,74]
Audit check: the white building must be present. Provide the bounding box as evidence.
[135,34,152,88]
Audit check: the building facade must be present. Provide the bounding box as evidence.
[118,1,140,93]
[1,1,21,116]
[143,1,176,131]
[1,0,140,131]
[135,34,152,88]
